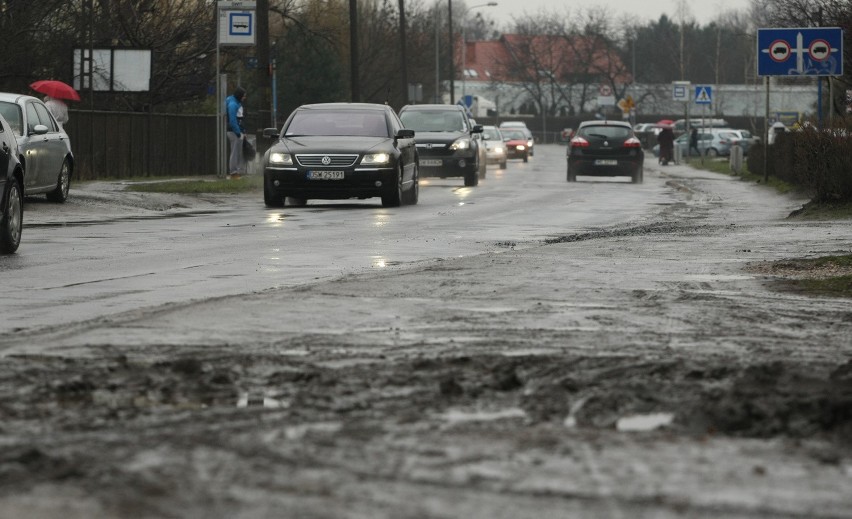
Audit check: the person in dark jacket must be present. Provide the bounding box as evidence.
[657,126,675,165]
[225,86,247,179]
[689,127,700,156]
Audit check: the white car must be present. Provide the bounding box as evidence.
[0,93,74,203]
[481,126,507,169]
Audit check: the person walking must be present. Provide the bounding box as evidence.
[657,125,674,165]
[225,86,247,179]
[689,127,700,157]
[44,96,69,129]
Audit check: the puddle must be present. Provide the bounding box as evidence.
[439,408,527,424]
[25,210,221,228]
[237,392,289,409]
[284,422,342,440]
[615,412,674,432]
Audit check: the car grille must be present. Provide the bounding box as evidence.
[296,154,358,167]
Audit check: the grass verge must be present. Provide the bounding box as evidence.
[121,175,263,194]
[752,255,852,298]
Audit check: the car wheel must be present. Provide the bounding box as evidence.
[707,148,719,157]
[500,160,507,169]
[402,164,419,205]
[464,169,479,187]
[382,168,403,207]
[286,197,307,207]
[0,177,23,254]
[46,159,71,203]
[523,153,529,163]
[632,166,644,184]
[263,175,284,208]
[479,157,486,179]
[566,165,576,182]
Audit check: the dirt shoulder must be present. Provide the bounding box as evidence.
[4,171,852,518]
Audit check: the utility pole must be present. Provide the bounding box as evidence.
[350,0,360,102]
[399,0,408,108]
[448,0,454,104]
[255,0,271,131]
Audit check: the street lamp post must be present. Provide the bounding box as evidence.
[461,2,497,103]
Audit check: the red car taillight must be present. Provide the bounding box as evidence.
[623,137,642,148]
[569,136,590,148]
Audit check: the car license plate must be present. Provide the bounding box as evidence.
[420,159,442,167]
[308,170,344,180]
[594,159,618,166]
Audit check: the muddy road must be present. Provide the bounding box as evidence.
[1,146,851,518]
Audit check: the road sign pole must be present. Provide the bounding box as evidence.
[764,77,769,183]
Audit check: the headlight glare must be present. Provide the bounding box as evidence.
[269,152,293,165]
[361,153,391,165]
[450,138,471,151]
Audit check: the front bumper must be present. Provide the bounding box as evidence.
[567,156,643,176]
[417,155,478,178]
[264,167,397,199]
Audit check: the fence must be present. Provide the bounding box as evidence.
[66,110,219,180]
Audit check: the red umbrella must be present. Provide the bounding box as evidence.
[656,119,675,126]
[29,80,81,102]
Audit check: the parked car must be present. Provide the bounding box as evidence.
[673,118,729,136]
[633,122,662,149]
[481,125,507,169]
[261,102,418,207]
[499,121,534,156]
[0,113,24,253]
[652,128,747,158]
[566,120,644,183]
[398,104,485,187]
[501,128,531,162]
[0,93,74,203]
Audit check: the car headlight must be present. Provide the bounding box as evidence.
[450,138,471,151]
[361,153,391,165]
[494,146,503,153]
[269,152,293,165]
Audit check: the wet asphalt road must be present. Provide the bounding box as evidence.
[4,144,673,336]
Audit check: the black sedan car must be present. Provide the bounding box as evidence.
[262,103,418,207]
[0,113,24,253]
[398,104,484,187]
[566,120,644,183]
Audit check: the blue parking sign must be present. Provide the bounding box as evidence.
[757,27,843,77]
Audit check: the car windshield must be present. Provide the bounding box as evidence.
[578,126,630,139]
[482,128,502,140]
[502,129,526,140]
[284,111,388,137]
[400,110,466,132]
[0,101,23,136]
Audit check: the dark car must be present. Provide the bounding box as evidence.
[398,104,484,187]
[261,103,418,207]
[0,93,74,203]
[0,113,24,253]
[566,120,644,183]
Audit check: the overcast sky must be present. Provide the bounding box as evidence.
[480,0,745,29]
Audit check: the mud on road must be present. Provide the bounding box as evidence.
[2,172,851,518]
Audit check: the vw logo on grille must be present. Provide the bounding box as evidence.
[425,143,432,149]
[321,155,332,165]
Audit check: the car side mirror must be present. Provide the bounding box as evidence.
[32,124,49,135]
[262,128,279,138]
[471,125,483,134]
[396,129,414,139]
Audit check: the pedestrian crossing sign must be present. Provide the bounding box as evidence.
[695,85,712,105]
